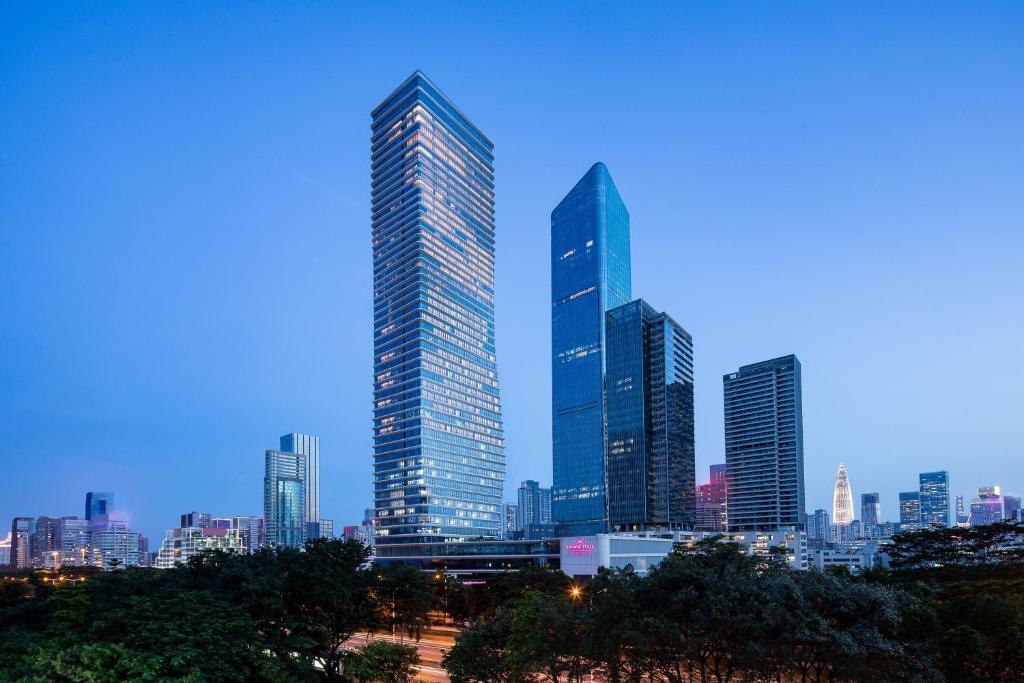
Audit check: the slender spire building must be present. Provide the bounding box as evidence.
[551,163,631,535]
[832,463,855,525]
[371,72,505,551]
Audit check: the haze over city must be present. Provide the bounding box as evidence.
[2,2,1022,543]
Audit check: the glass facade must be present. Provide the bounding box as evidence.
[371,72,504,551]
[832,463,854,525]
[551,163,631,535]
[605,299,695,530]
[279,433,320,533]
[84,491,113,521]
[724,355,805,532]
[861,492,881,527]
[899,491,922,531]
[919,470,950,527]
[264,449,306,548]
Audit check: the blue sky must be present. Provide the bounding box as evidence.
[1,3,1021,542]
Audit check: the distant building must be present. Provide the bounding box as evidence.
[899,492,922,532]
[180,511,212,528]
[156,526,246,569]
[279,433,320,538]
[318,519,334,539]
[970,485,1004,527]
[85,492,114,521]
[956,495,970,526]
[516,481,552,532]
[264,447,306,548]
[695,464,727,532]
[31,516,60,568]
[1004,495,1021,522]
[861,492,881,528]
[0,533,10,566]
[919,471,950,527]
[87,516,141,569]
[724,355,805,532]
[832,464,855,526]
[605,298,695,531]
[806,508,830,549]
[9,517,34,569]
[501,503,519,540]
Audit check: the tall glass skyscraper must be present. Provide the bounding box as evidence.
[264,448,306,549]
[861,492,881,527]
[279,433,320,538]
[919,470,950,527]
[724,355,805,532]
[832,463,854,525]
[551,163,631,535]
[85,492,114,520]
[371,72,504,551]
[899,491,922,531]
[605,298,695,531]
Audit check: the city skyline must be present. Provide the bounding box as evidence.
[2,4,1022,542]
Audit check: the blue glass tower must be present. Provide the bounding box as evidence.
[371,72,504,551]
[919,471,950,527]
[264,448,306,549]
[551,163,631,535]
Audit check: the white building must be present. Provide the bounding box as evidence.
[156,526,246,569]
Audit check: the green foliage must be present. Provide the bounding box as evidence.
[342,640,420,683]
[889,521,1024,570]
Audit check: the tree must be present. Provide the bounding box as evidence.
[443,620,519,683]
[371,564,432,642]
[342,641,420,683]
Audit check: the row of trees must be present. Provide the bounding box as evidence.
[0,539,429,681]
[443,528,1024,683]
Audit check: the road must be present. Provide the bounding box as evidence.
[345,629,455,682]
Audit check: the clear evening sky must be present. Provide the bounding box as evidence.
[1,3,1021,542]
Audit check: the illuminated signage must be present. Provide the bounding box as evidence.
[566,538,595,556]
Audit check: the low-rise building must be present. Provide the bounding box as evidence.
[156,526,246,569]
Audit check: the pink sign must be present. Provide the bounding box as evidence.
[566,538,595,555]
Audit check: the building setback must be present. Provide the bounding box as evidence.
[605,298,695,531]
[371,72,505,552]
[550,162,632,536]
[724,355,805,532]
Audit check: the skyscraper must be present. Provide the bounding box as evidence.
[371,72,505,550]
[899,492,922,532]
[832,464,855,525]
[551,163,631,535]
[280,433,320,538]
[605,298,695,531]
[919,471,951,527]
[1004,495,1022,522]
[861,492,881,527]
[696,464,728,532]
[516,480,552,532]
[724,355,805,532]
[9,517,33,569]
[969,485,1004,527]
[264,448,306,548]
[85,492,114,520]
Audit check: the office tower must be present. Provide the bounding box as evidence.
[371,72,505,550]
[264,448,306,548]
[280,433,320,538]
[9,517,34,569]
[31,516,59,568]
[180,511,212,529]
[956,495,970,525]
[807,508,830,547]
[970,485,1004,527]
[1004,495,1022,522]
[516,480,553,532]
[919,471,951,527]
[832,464,855,525]
[87,518,141,569]
[0,534,10,567]
[860,492,881,527]
[899,492,922,532]
[231,516,263,554]
[724,355,805,532]
[85,492,114,520]
[551,162,632,535]
[696,464,728,532]
[606,299,695,531]
[501,503,519,540]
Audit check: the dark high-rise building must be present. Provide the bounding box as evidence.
[31,516,59,567]
[899,491,922,531]
[919,471,950,527]
[723,355,805,532]
[956,495,969,525]
[180,511,212,529]
[861,492,881,527]
[807,508,830,548]
[551,163,631,535]
[10,517,34,569]
[605,299,695,531]
[1004,495,1022,522]
[264,448,306,549]
[85,492,114,521]
[371,72,504,550]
